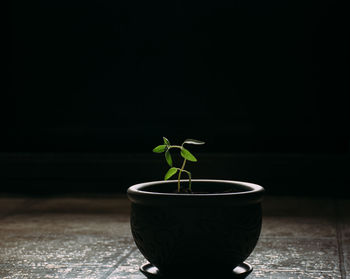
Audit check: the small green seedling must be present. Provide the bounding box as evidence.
[153,137,205,192]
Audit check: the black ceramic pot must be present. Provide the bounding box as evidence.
[127,179,264,278]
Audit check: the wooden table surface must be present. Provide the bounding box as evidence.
[0,195,349,279]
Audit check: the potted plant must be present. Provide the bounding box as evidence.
[127,137,264,278]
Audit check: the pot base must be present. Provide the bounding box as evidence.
[140,262,253,278]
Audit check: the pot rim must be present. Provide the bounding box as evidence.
[128,179,264,207]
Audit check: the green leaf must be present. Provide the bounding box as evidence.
[183,139,205,145]
[163,137,171,146]
[180,147,197,162]
[153,145,167,153]
[164,167,178,180]
[165,150,172,167]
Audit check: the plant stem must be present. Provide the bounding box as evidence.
[177,158,187,192]
[169,145,182,150]
[183,170,192,191]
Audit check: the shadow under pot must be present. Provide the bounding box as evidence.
[127,179,264,278]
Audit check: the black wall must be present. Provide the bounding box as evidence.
[4,0,349,195]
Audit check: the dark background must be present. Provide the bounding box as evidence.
[4,0,349,195]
